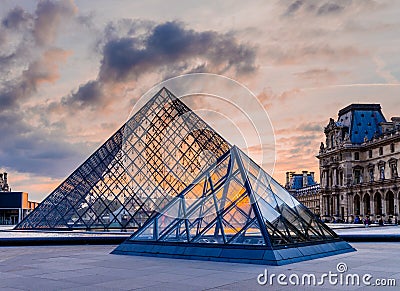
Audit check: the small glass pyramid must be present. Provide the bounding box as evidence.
[113,146,354,264]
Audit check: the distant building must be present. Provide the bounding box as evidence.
[317,104,400,223]
[0,172,10,191]
[0,172,39,225]
[285,171,321,216]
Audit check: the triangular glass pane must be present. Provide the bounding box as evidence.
[157,199,183,237]
[268,176,300,208]
[228,219,265,245]
[248,175,278,209]
[193,221,224,244]
[135,220,156,241]
[252,191,281,223]
[160,221,188,242]
[265,220,292,246]
[222,194,254,239]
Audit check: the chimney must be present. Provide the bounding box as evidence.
[0,173,3,190]
[302,171,308,188]
[286,172,290,187]
[310,171,315,182]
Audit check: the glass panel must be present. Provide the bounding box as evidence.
[135,221,155,241]
[222,198,251,236]
[193,221,224,244]
[252,191,281,223]
[228,220,265,245]
[265,220,292,246]
[268,176,300,208]
[160,221,188,242]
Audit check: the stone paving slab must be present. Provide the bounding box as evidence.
[0,243,399,290]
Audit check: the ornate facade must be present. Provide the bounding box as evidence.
[317,104,400,223]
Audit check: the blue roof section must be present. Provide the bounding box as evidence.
[291,175,317,190]
[350,110,386,144]
[337,104,386,144]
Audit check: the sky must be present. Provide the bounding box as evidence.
[1,0,400,201]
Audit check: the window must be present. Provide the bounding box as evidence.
[391,143,395,153]
[369,150,372,158]
[354,152,360,160]
[391,163,398,178]
[354,169,363,184]
[379,164,385,180]
[368,168,374,182]
[389,159,398,178]
[379,147,383,155]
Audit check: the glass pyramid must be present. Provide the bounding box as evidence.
[15,88,230,230]
[113,146,355,265]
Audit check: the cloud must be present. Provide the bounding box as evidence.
[282,1,360,17]
[0,1,83,180]
[61,80,104,109]
[317,2,344,15]
[99,21,257,83]
[1,6,32,29]
[294,68,351,84]
[0,111,91,178]
[33,0,77,46]
[0,48,71,112]
[60,20,257,110]
[284,0,304,16]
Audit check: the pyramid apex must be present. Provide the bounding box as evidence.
[154,86,176,101]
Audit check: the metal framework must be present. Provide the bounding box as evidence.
[125,146,338,246]
[15,88,230,230]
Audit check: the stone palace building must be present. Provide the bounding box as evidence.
[285,171,321,216]
[317,104,400,223]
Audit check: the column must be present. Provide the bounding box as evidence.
[360,194,364,216]
[382,192,387,217]
[333,167,338,186]
[370,195,374,217]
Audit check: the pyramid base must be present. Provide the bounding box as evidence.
[112,239,355,265]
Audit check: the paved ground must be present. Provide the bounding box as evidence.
[0,242,399,291]
[334,225,400,235]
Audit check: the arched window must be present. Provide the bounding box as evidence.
[374,192,382,215]
[363,194,370,215]
[386,191,394,215]
[354,194,360,215]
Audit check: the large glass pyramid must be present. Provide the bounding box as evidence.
[15,88,230,230]
[113,146,355,265]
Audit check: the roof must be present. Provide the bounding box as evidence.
[337,104,386,144]
[290,174,317,190]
